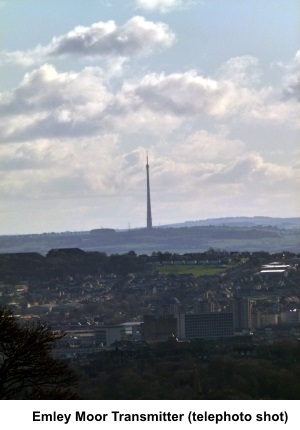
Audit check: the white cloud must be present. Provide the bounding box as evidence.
[2,53,300,147]
[49,16,175,57]
[282,50,300,101]
[134,0,184,13]
[1,16,175,67]
[152,141,295,193]
[0,50,40,67]
[0,134,121,200]
[116,70,260,118]
[0,64,112,142]
[172,129,245,163]
[216,55,261,86]
[205,152,294,187]
[144,149,298,225]
[0,55,298,204]
[115,65,300,127]
[0,3,299,233]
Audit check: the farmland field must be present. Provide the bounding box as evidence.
[153,264,227,276]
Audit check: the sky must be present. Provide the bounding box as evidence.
[0,0,299,234]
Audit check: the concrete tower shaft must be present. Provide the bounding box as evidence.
[146,154,152,229]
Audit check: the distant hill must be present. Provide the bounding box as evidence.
[0,217,299,255]
[164,217,300,229]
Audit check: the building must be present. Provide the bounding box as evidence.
[259,261,291,276]
[142,315,177,342]
[176,312,234,340]
[280,309,300,325]
[95,322,142,345]
[193,300,215,314]
[252,311,279,328]
[232,297,252,333]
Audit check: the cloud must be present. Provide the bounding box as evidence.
[172,129,245,163]
[0,64,112,142]
[116,70,260,118]
[282,50,300,102]
[1,136,296,229]
[216,55,261,86]
[205,152,294,188]
[0,134,121,200]
[51,16,175,57]
[2,67,239,144]
[134,0,184,13]
[115,65,300,127]
[1,16,175,66]
[2,53,300,146]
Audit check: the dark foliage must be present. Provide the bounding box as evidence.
[0,307,78,399]
[75,339,300,400]
[0,249,149,282]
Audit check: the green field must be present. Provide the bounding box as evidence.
[153,264,227,276]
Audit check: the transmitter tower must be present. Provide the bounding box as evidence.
[146,154,152,229]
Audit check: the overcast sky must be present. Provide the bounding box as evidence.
[0,0,299,234]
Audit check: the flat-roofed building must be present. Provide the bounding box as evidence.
[232,297,252,333]
[95,322,142,345]
[280,309,300,325]
[252,311,279,328]
[142,315,177,343]
[193,300,215,314]
[177,312,234,340]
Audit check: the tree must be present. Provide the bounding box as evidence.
[0,307,78,399]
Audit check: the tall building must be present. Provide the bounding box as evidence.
[146,154,152,229]
[232,297,252,332]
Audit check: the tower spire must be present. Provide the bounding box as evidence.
[146,152,152,229]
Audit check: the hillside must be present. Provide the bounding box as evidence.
[0,217,299,255]
[165,216,300,229]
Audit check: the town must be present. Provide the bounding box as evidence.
[2,245,300,399]
[1,247,300,351]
